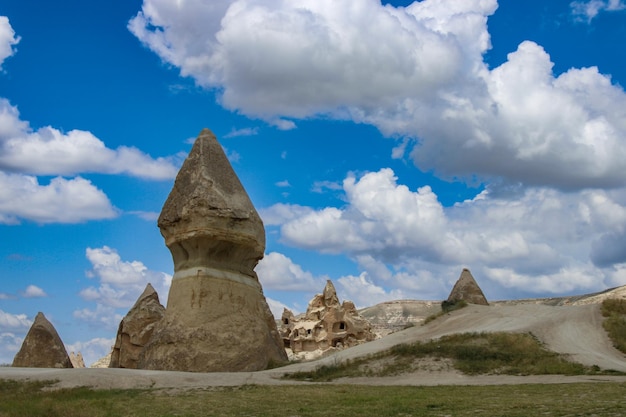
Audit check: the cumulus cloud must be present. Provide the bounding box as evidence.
[80,246,172,309]
[0,172,118,224]
[256,251,327,291]
[0,16,19,69]
[21,285,47,298]
[571,0,626,22]
[0,99,179,179]
[0,310,32,331]
[130,0,626,190]
[76,247,171,331]
[73,304,124,332]
[66,337,115,368]
[265,297,294,319]
[0,332,23,365]
[265,168,626,298]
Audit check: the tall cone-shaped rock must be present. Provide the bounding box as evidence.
[139,128,287,372]
[12,312,73,368]
[110,283,165,369]
[447,268,489,305]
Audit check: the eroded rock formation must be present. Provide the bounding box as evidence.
[110,283,165,369]
[69,352,86,368]
[139,128,287,372]
[90,349,112,368]
[280,280,376,360]
[447,268,489,305]
[12,312,73,368]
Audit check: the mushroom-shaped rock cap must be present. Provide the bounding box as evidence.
[158,129,265,273]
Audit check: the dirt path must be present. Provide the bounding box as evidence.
[2,302,625,390]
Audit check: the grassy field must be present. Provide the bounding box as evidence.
[1,379,625,417]
[284,332,613,382]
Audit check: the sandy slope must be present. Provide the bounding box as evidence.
[2,299,625,389]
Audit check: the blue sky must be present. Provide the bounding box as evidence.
[1,0,626,365]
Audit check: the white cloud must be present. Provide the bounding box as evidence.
[256,251,327,291]
[0,99,179,180]
[268,168,626,299]
[275,180,290,188]
[80,246,172,310]
[0,309,32,331]
[258,203,315,226]
[224,127,259,138]
[0,332,23,365]
[571,0,625,22]
[66,337,115,368]
[265,297,294,319]
[337,272,405,308]
[21,285,47,298]
[0,172,118,224]
[311,180,342,194]
[130,0,626,190]
[73,304,124,332]
[0,16,19,69]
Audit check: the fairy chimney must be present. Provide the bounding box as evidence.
[110,283,165,369]
[12,312,73,368]
[447,268,489,305]
[139,128,287,372]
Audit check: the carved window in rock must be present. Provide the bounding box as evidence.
[283,318,289,325]
[333,321,347,332]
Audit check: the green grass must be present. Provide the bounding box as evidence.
[601,298,626,354]
[285,332,607,382]
[1,379,625,417]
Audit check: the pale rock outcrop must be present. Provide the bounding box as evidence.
[12,312,73,368]
[280,280,376,360]
[447,268,489,305]
[90,349,113,368]
[139,128,287,372]
[69,352,86,368]
[110,283,165,369]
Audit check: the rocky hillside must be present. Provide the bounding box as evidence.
[360,285,626,336]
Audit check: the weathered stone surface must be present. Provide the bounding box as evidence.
[139,128,287,372]
[90,349,112,368]
[69,352,86,368]
[447,268,489,305]
[280,280,376,360]
[12,312,73,368]
[110,283,165,369]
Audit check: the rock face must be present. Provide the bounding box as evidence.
[110,283,165,369]
[90,349,113,368]
[447,268,489,305]
[69,352,86,368]
[12,312,73,368]
[280,280,376,360]
[139,128,287,372]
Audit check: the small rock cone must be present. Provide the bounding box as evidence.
[110,283,165,369]
[12,312,73,368]
[447,268,489,305]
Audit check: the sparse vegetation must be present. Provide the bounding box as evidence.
[423,299,468,324]
[1,378,625,417]
[601,298,626,354]
[284,332,608,382]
